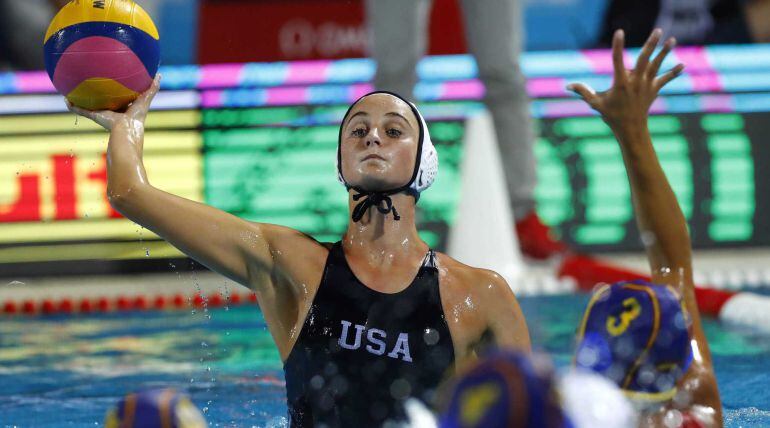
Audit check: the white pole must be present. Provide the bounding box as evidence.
[447,111,524,290]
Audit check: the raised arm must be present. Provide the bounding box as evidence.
[569,30,722,425]
[68,77,327,356]
[70,77,267,284]
[569,30,687,276]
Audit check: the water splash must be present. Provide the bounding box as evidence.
[137,227,147,260]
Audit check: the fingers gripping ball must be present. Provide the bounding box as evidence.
[104,388,207,428]
[43,0,160,111]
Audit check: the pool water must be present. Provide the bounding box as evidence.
[1,294,768,427]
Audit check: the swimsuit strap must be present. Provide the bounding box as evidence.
[422,249,438,269]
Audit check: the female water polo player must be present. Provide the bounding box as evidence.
[67,84,530,426]
[568,29,722,427]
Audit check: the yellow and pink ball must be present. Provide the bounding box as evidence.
[43,0,160,111]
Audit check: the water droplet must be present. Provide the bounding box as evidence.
[464,296,474,309]
[423,328,439,345]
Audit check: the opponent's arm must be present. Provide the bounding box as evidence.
[570,30,687,275]
[569,30,722,425]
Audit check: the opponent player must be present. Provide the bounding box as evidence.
[568,29,722,427]
[67,87,530,426]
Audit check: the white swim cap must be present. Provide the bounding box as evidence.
[336,91,438,222]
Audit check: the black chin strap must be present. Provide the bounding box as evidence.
[351,190,401,222]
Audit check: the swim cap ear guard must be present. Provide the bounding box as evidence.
[336,91,438,222]
[574,280,693,404]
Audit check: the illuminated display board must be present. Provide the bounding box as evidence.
[203,120,465,250]
[537,113,768,250]
[0,104,466,271]
[201,107,769,251]
[0,127,203,266]
[1,46,769,273]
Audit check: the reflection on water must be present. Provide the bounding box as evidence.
[0,295,768,426]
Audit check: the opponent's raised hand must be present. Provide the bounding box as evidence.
[66,74,161,132]
[567,29,684,130]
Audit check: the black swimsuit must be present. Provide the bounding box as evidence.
[283,241,455,427]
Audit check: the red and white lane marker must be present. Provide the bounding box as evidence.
[558,254,770,332]
[0,291,259,316]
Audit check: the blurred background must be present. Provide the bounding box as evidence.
[1,0,770,426]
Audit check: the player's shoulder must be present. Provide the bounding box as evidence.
[434,251,511,293]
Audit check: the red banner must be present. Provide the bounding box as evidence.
[198,0,467,63]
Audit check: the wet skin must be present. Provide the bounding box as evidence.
[68,90,531,377]
[569,28,722,427]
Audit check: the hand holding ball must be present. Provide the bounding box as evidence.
[44,0,160,111]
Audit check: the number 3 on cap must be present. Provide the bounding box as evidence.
[606,298,642,337]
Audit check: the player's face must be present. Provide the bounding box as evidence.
[339,94,420,192]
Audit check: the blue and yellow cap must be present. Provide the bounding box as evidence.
[575,280,692,403]
[104,388,206,428]
[440,351,572,428]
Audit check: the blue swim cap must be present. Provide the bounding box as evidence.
[440,351,572,428]
[104,388,207,428]
[575,280,693,403]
